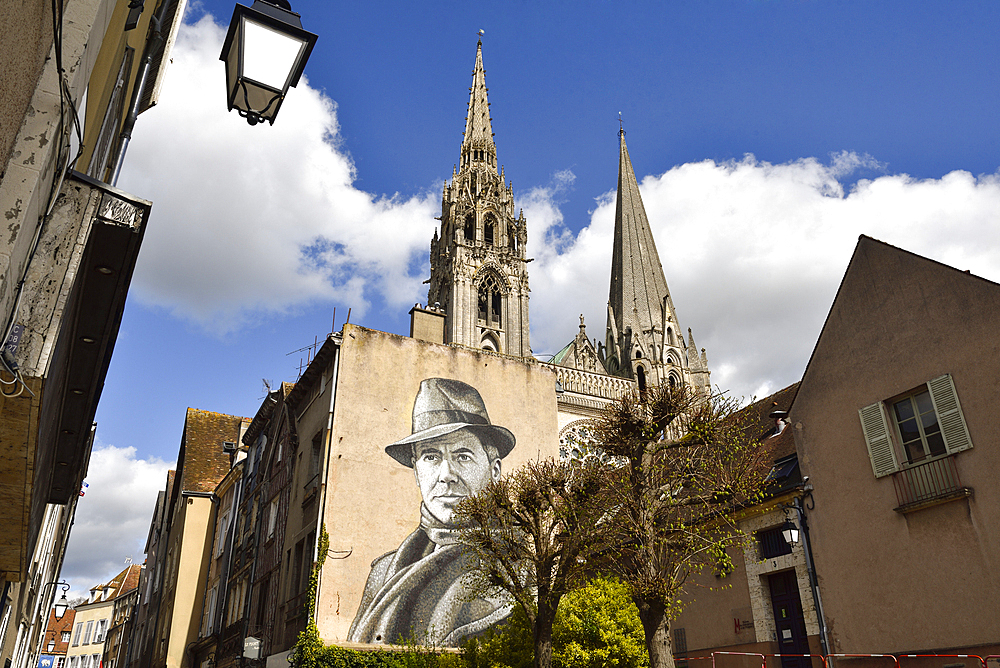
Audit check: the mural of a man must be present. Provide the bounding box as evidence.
[348,378,515,646]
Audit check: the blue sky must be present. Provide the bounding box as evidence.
[62,0,1000,592]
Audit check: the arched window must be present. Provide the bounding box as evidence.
[481,332,499,352]
[477,272,503,327]
[484,216,495,245]
[635,349,642,359]
[668,374,678,388]
[637,366,647,392]
[464,214,475,242]
[509,225,517,251]
[667,327,675,346]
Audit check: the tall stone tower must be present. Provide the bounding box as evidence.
[427,40,530,356]
[601,129,710,393]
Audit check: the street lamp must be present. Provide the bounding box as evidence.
[219,0,317,126]
[780,517,800,546]
[44,581,71,620]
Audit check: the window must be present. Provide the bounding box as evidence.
[464,214,475,242]
[83,620,93,644]
[62,631,71,643]
[477,272,503,328]
[756,526,793,559]
[56,659,65,668]
[859,373,973,478]
[891,390,945,464]
[92,655,100,668]
[484,216,495,245]
[72,622,83,646]
[94,619,107,642]
[48,640,55,651]
[215,508,231,557]
[267,498,278,539]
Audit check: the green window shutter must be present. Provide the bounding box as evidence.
[927,374,973,454]
[859,401,898,478]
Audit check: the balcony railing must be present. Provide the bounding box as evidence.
[891,455,971,512]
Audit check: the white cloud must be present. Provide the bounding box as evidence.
[116,14,1000,404]
[118,14,438,332]
[527,153,1000,402]
[60,445,171,599]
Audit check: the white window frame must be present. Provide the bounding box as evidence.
[267,498,278,539]
[94,618,107,643]
[859,373,973,478]
[72,622,83,646]
[83,620,93,644]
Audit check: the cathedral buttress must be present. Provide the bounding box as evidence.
[427,39,531,357]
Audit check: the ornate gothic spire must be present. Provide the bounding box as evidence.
[460,40,497,173]
[427,39,530,357]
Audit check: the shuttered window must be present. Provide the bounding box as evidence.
[859,373,973,478]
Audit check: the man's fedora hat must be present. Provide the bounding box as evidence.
[385,378,515,467]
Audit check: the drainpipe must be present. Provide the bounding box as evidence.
[311,336,342,620]
[791,489,831,656]
[110,0,173,185]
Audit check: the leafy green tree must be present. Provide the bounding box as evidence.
[456,459,612,668]
[463,577,647,668]
[592,384,767,668]
[553,576,647,668]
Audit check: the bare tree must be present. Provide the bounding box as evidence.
[456,458,611,668]
[592,384,768,668]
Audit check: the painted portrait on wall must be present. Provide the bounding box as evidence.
[347,378,515,645]
[316,325,559,648]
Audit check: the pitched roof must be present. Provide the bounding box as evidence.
[798,234,1000,395]
[178,409,247,493]
[83,562,142,604]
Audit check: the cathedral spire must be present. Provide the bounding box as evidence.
[427,39,530,357]
[460,39,497,173]
[602,129,707,391]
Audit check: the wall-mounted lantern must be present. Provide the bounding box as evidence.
[219,0,317,125]
[780,517,800,546]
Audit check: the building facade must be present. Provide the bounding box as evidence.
[790,237,1000,662]
[65,564,140,668]
[1,0,184,664]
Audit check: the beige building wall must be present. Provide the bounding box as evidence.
[314,324,559,643]
[792,237,1000,655]
[165,496,215,668]
[65,598,112,666]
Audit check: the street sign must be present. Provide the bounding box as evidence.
[244,636,261,659]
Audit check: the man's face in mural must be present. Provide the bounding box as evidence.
[413,430,502,525]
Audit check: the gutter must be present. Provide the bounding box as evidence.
[109,0,174,185]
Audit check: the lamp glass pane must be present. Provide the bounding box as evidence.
[241,17,306,90]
